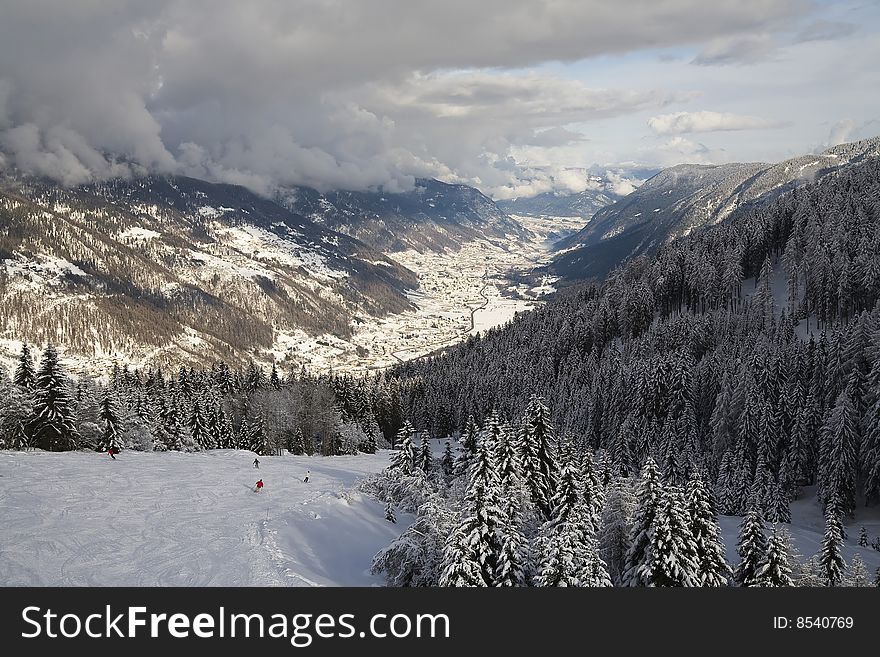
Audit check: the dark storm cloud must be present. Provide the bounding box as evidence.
[0,0,811,195]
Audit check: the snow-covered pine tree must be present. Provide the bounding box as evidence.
[535,522,610,587]
[98,394,124,454]
[715,450,736,515]
[861,394,880,505]
[454,416,479,478]
[710,370,738,462]
[418,432,433,473]
[0,375,33,450]
[438,528,486,587]
[766,477,792,524]
[495,492,530,587]
[438,438,503,587]
[686,471,729,586]
[519,396,559,519]
[752,441,773,519]
[755,530,793,587]
[189,398,210,450]
[217,406,233,449]
[461,415,479,456]
[204,400,221,448]
[13,343,36,390]
[640,485,699,587]
[288,426,305,455]
[534,463,609,588]
[157,397,184,451]
[29,345,79,451]
[249,415,269,456]
[441,440,455,480]
[581,450,604,531]
[735,506,769,587]
[390,421,416,474]
[608,417,634,477]
[385,501,396,524]
[844,554,871,586]
[821,386,859,517]
[373,495,455,587]
[858,526,869,547]
[622,457,663,586]
[819,498,846,587]
[599,476,636,585]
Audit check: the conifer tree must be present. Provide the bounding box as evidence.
[845,554,870,586]
[819,499,846,587]
[384,501,396,524]
[766,478,792,524]
[157,398,183,451]
[599,476,636,585]
[642,485,699,587]
[495,493,529,587]
[290,426,306,455]
[756,530,793,587]
[735,507,769,587]
[98,394,124,454]
[581,450,604,531]
[519,396,559,519]
[29,345,79,451]
[858,526,869,547]
[715,450,736,515]
[390,421,416,473]
[249,415,269,456]
[441,440,455,479]
[822,388,859,516]
[686,472,730,586]
[438,439,503,586]
[418,432,433,473]
[622,457,663,586]
[14,343,36,390]
[189,398,210,450]
[861,395,880,505]
[461,415,479,455]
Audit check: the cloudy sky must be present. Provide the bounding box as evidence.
[0,0,877,199]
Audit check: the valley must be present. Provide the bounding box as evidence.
[270,213,586,373]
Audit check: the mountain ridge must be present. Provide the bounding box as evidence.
[551,136,880,282]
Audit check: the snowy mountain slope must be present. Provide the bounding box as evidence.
[0,174,418,373]
[276,178,530,253]
[0,449,406,586]
[552,136,880,281]
[497,186,621,220]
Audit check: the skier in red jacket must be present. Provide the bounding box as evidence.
[108,447,116,460]
[254,479,263,492]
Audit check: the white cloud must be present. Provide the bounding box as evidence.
[0,0,811,196]
[648,111,783,135]
[692,34,778,66]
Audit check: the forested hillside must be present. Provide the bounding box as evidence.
[359,154,880,587]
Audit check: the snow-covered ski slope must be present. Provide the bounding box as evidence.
[0,450,405,586]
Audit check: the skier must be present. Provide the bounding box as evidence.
[253,457,260,469]
[108,447,116,460]
[254,479,263,493]
[303,470,310,483]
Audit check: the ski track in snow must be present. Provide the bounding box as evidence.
[0,450,404,587]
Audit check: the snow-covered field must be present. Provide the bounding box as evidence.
[0,450,405,586]
[2,450,877,587]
